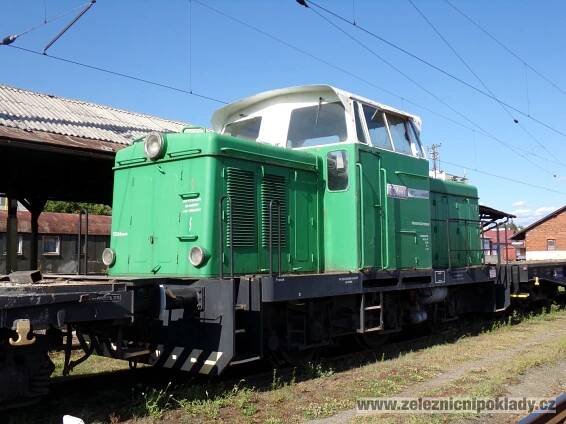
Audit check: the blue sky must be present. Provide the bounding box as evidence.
[1,0,565,225]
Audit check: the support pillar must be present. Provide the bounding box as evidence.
[20,198,46,271]
[5,197,18,274]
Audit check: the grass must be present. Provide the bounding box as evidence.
[426,336,566,398]
[50,350,130,377]
[138,382,174,420]
[174,382,257,419]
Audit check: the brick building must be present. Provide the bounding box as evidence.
[482,228,518,262]
[510,205,566,260]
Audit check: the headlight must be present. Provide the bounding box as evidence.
[189,246,208,267]
[102,248,116,266]
[144,132,165,160]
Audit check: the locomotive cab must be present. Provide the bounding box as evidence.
[213,85,433,271]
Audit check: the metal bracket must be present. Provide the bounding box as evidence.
[9,319,36,346]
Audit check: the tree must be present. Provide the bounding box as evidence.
[504,221,519,232]
[43,201,112,216]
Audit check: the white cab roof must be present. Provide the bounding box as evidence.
[212,84,422,132]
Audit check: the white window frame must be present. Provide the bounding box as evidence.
[16,235,23,256]
[355,99,426,158]
[222,115,263,142]
[381,112,397,152]
[353,101,369,145]
[286,100,349,149]
[3,235,23,256]
[356,101,395,152]
[42,235,61,256]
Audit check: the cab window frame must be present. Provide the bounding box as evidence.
[356,101,394,152]
[326,150,350,192]
[355,99,423,158]
[286,101,348,149]
[409,121,426,159]
[222,115,262,142]
[353,101,369,145]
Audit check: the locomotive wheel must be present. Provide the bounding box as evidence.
[356,333,389,350]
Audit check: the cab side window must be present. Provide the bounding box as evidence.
[386,114,413,156]
[223,116,262,141]
[327,150,348,191]
[362,105,393,151]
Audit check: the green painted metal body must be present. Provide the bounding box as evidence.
[303,144,432,271]
[109,131,319,278]
[430,178,482,268]
[108,131,481,278]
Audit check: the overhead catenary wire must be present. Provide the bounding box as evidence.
[443,0,566,98]
[524,63,531,117]
[192,0,473,130]
[407,0,559,165]
[297,0,566,140]
[2,3,563,196]
[6,45,228,104]
[192,0,566,172]
[43,0,48,24]
[304,5,560,178]
[0,1,94,46]
[440,160,566,196]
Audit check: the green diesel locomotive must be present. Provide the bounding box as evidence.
[6,85,559,406]
[99,85,497,370]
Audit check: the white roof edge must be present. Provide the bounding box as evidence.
[211,84,422,131]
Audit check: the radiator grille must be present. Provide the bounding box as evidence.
[261,174,287,247]
[226,168,257,247]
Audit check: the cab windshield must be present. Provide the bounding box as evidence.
[287,101,347,148]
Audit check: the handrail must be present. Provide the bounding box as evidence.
[394,170,428,179]
[356,163,365,269]
[268,199,282,276]
[181,125,208,133]
[116,157,147,166]
[446,218,452,269]
[380,167,389,269]
[219,195,234,279]
[167,149,202,158]
[219,147,316,171]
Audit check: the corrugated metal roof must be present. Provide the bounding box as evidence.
[0,84,188,146]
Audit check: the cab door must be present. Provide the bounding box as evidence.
[357,147,383,269]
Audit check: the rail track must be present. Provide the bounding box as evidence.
[5,299,563,423]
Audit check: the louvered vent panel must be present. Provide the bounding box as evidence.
[261,174,287,247]
[226,168,257,247]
